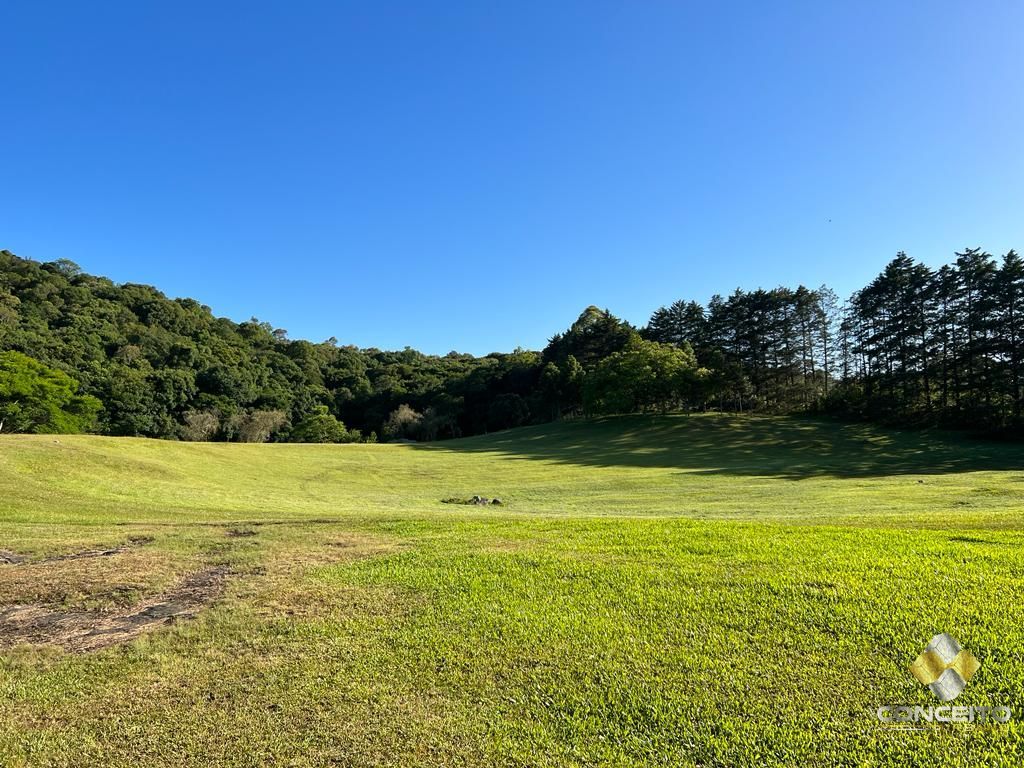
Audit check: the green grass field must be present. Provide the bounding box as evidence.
[2,414,1023,767]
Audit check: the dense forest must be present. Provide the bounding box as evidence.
[1,247,1021,441]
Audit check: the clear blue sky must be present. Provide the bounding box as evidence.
[2,2,1022,355]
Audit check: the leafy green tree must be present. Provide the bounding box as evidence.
[0,290,20,327]
[0,351,101,433]
[538,355,584,419]
[290,405,354,443]
[584,335,703,414]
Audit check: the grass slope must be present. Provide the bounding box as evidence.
[1,414,1023,766]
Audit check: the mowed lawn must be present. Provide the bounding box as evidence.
[1,414,1024,767]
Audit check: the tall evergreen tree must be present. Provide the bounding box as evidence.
[996,250,1024,424]
[953,248,998,419]
[645,300,708,352]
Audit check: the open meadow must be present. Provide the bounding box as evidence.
[2,414,1023,767]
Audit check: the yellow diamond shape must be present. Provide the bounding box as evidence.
[950,649,981,683]
[910,649,947,686]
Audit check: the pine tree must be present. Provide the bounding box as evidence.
[815,286,840,398]
[996,251,1024,424]
[953,248,998,421]
[645,300,708,351]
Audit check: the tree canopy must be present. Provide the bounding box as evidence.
[2,247,1023,439]
[0,351,101,433]
[584,335,704,415]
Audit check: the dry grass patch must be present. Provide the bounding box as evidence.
[0,544,184,611]
[0,566,229,653]
[231,530,406,622]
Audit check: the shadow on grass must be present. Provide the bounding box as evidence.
[414,414,1024,479]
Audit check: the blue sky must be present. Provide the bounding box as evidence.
[2,2,1022,354]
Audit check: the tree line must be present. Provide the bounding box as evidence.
[1,247,1021,441]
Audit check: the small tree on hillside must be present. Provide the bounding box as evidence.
[227,409,288,443]
[382,404,422,441]
[181,410,220,441]
[290,405,357,443]
[584,335,705,415]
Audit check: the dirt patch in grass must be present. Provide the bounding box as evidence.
[0,566,228,653]
[0,547,182,611]
[41,536,154,563]
[0,536,154,566]
[118,518,347,529]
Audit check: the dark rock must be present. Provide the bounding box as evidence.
[442,495,503,506]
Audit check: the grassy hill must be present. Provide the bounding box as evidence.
[1,415,1023,766]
